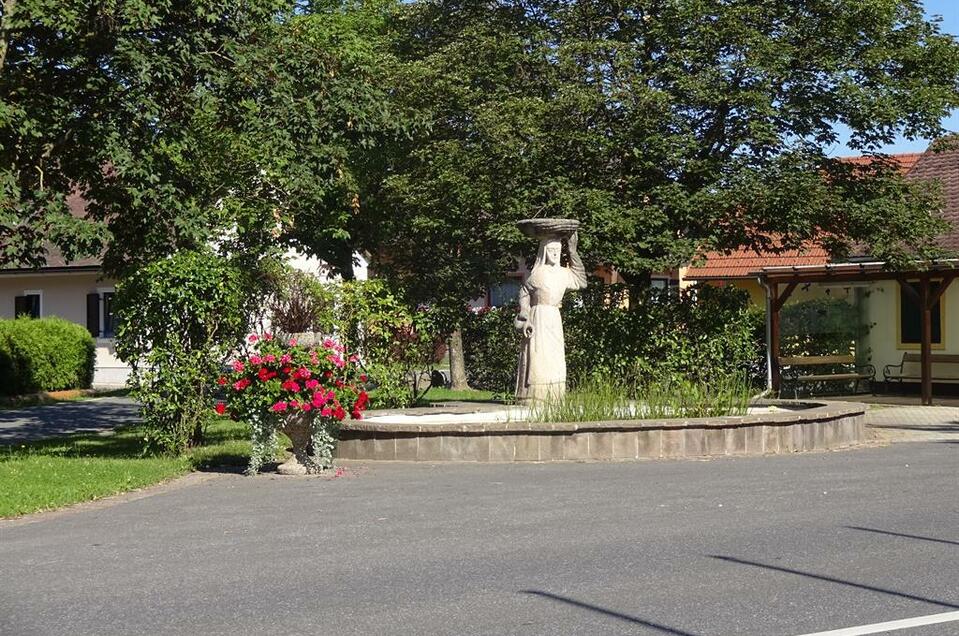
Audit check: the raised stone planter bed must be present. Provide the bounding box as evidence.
[336,400,867,462]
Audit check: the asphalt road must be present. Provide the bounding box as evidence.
[1,441,958,636]
[0,397,138,444]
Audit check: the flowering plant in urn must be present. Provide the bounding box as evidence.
[216,333,369,475]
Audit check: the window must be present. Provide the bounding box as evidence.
[899,281,944,347]
[102,292,116,337]
[489,277,522,307]
[14,292,41,318]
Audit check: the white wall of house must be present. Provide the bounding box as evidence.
[0,271,126,388]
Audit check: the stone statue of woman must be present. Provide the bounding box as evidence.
[514,228,587,403]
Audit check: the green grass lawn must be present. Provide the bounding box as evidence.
[0,419,253,518]
[418,387,497,404]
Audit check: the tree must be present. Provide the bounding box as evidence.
[1,0,410,277]
[114,249,255,453]
[367,0,959,312]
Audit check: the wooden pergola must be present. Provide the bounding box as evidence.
[761,260,959,405]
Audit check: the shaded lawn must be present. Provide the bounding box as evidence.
[417,387,497,404]
[0,419,254,518]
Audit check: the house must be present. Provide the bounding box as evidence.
[682,147,959,404]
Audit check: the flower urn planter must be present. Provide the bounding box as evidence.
[276,412,338,476]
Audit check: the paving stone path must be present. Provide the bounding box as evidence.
[864,404,959,442]
[0,397,139,444]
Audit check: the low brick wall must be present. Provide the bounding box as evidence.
[336,401,867,462]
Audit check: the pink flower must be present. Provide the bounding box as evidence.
[281,380,301,393]
[232,360,245,373]
[233,378,250,391]
[248,334,259,343]
[321,407,332,417]
[312,391,328,407]
[348,354,359,363]
[327,354,345,369]
[280,354,292,364]
[249,355,263,365]
[323,338,336,350]
[289,399,300,409]
[300,403,312,412]
[271,401,288,412]
[264,354,276,363]
[305,379,319,390]
[264,333,273,341]
[289,338,297,347]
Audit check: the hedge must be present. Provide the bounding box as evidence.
[0,317,96,396]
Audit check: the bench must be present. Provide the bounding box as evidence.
[780,355,875,398]
[883,352,959,387]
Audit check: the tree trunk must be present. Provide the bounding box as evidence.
[0,0,18,74]
[448,329,470,391]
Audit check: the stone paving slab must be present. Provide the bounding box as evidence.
[0,397,139,444]
[863,404,959,442]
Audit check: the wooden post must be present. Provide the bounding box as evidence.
[920,277,933,406]
[770,282,781,395]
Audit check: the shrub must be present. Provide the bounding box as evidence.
[781,296,865,357]
[115,250,256,454]
[265,275,443,408]
[461,304,518,393]
[462,282,764,393]
[0,317,95,395]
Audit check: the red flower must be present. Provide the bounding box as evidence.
[257,367,276,382]
[271,401,288,412]
[215,402,227,415]
[282,366,293,376]
[248,334,259,343]
[359,374,368,382]
[281,380,301,393]
[333,405,346,420]
[351,410,362,420]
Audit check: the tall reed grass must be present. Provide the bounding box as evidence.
[528,374,752,423]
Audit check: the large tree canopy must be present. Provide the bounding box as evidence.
[1,0,408,276]
[366,0,959,306]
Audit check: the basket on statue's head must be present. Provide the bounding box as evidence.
[517,218,580,240]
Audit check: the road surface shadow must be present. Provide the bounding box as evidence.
[521,589,700,635]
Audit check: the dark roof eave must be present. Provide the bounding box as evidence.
[0,265,103,276]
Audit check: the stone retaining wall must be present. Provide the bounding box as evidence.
[336,401,867,462]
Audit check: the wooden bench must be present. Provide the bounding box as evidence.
[779,355,875,398]
[883,352,959,387]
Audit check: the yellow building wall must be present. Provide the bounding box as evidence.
[861,281,959,372]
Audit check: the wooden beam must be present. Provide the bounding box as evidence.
[928,273,957,309]
[762,266,959,286]
[897,277,921,304]
[770,282,782,395]
[772,281,798,313]
[920,277,933,406]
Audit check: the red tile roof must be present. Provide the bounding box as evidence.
[685,245,831,280]
[905,144,959,250]
[686,149,959,280]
